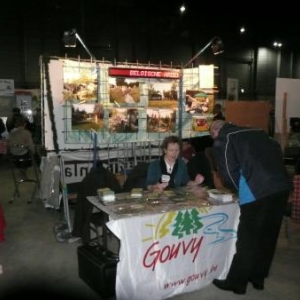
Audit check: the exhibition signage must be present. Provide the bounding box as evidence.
[107,203,239,300]
[109,67,180,79]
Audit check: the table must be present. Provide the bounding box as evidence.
[87,187,240,300]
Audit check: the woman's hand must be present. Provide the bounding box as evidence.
[194,173,205,185]
[187,174,204,187]
[149,182,169,191]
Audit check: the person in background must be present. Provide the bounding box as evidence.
[209,120,293,295]
[32,107,42,144]
[8,115,35,155]
[6,107,32,133]
[180,139,215,188]
[181,139,196,163]
[70,161,122,244]
[0,117,5,137]
[146,135,204,191]
[212,103,225,121]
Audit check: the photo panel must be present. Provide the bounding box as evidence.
[71,103,105,131]
[185,90,214,114]
[63,63,98,103]
[191,116,213,132]
[147,80,178,109]
[147,108,176,133]
[109,78,140,105]
[108,108,139,133]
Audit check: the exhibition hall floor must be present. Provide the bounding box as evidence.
[0,157,300,300]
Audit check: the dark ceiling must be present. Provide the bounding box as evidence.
[1,0,299,64]
[2,0,299,45]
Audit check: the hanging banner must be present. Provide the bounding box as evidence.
[108,203,239,300]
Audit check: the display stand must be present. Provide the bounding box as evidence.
[40,54,222,217]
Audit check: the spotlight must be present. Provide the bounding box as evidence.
[63,29,77,47]
[183,36,224,68]
[62,29,96,61]
[211,37,224,55]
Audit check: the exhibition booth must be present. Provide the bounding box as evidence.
[39,56,218,208]
[39,55,300,212]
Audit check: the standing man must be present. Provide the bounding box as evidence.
[212,103,225,121]
[210,120,292,295]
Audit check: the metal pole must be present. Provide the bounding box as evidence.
[93,132,97,169]
[178,71,184,139]
[183,38,216,69]
[74,31,96,61]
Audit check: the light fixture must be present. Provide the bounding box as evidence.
[273,41,282,48]
[63,29,96,61]
[63,30,77,47]
[211,37,225,56]
[180,4,186,13]
[183,36,224,68]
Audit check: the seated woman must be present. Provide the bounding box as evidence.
[8,115,35,155]
[146,135,204,191]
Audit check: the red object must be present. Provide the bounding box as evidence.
[108,67,180,79]
[181,142,196,162]
[0,139,8,155]
[291,175,300,224]
[0,202,6,242]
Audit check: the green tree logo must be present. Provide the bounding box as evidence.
[172,208,203,238]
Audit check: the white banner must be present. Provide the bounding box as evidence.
[199,65,214,89]
[107,203,239,300]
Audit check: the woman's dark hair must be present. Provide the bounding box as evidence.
[161,135,182,151]
[12,107,21,114]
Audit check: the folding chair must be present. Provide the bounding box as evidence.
[8,144,40,203]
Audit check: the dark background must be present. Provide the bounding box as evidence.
[0,0,299,100]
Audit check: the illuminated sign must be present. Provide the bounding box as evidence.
[109,67,180,79]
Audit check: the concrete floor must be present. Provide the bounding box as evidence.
[0,156,300,300]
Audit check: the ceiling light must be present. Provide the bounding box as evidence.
[180,4,186,13]
[273,41,282,48]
